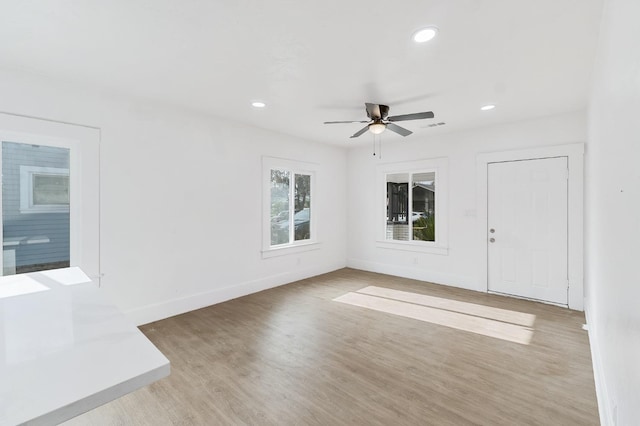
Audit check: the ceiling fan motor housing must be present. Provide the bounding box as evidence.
[366,103,389,120]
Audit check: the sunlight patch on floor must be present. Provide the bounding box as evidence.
[357,286,536,326]
[333,286,536,345]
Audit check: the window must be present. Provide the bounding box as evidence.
[386,171,435,242]
[263,157,316,256]
[20,165,70,213]
[3,142,71,275]
[0,117,100,280]
[269,170,312,245]
[377,158,448,254]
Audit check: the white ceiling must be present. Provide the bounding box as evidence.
[0,0,603,146]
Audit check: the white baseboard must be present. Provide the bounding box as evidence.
[346,258,480,292]
[584,301,613,426]
[124,261,346,326]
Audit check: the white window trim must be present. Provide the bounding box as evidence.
[376,157,449,255]
[262,156,318,258]
[20,165,70,214]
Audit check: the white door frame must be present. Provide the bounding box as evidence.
[476,143,584,310]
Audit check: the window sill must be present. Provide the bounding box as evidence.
[262,241,320,259]
[376,240,449,256]
[20,208,70,214]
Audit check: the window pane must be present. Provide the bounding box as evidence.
[2,141,70,275]
[294,174,311,241]
[33,175,70,205]
[270,169,290,245]
[412,172,435,242]
[386,173,409,241]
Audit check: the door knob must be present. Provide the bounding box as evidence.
[489,238,495,243]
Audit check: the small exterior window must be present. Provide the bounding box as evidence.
[263,157,316,256]
[20,165,70,214]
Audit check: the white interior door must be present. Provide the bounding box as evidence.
[488,157,568,305]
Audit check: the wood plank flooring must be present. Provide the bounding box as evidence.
[63,268,599,425]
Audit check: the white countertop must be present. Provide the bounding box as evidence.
[0,268,170,426]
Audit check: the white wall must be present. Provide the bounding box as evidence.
[0,69,347,325]
[346,112,586,293]
[586,0,640,424]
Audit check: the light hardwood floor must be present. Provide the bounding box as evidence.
[64,268,599,425]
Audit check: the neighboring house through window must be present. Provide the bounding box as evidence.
[2,142,71,275]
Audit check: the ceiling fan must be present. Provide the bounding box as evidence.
[324,103,434,138]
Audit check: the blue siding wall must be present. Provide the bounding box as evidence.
[2,141,70,268]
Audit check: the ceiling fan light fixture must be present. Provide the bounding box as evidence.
[369,122,386,135]
[413,27,438,43]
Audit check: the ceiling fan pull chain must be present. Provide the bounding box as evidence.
[379,135,382,160]
[372,134,376,156]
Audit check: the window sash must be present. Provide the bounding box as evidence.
[20,165,70,213]
[385,171,436,243]
[376,157,448,254]
[270,168,312,247]
[263,157,318,257]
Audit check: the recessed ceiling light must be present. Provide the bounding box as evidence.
[412,27,438,43]
[480,104,496,111]
[251,101,266,108]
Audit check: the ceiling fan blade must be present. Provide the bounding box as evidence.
[324,120,369,124]
[365,103,382,120]
[349,126,370,138]
[386,122,413,137]
[387,111,434,122]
